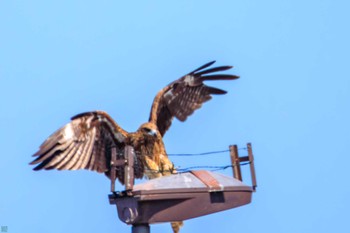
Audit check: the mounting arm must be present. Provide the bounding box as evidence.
[110,145,135,193]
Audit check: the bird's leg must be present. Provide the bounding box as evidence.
[171,221,184,233]
[159,155,176,176]
[170,162,176,174]
[144,156,162,179]
[156,155,183,233]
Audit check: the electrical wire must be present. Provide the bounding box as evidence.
[168,147,246,157]
[145,162,251,174]
[133,147,251,174]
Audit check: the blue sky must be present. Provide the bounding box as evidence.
[1,1,349,233]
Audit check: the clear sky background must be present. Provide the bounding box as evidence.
[1,1,349,233]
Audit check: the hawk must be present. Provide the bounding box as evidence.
[30,61,239,233]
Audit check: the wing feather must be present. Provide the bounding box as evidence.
[149,61,239,136]
[56,144,80,170]
[72,127,96,170]
[194,65,233,76]
[31,139,74,165]
[188,60,216,74]
[30,111,129,179]
[62,141,86,170]
[33,128,67,156]
[41,142,76,169]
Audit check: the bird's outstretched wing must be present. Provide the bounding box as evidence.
[149,61,239,136]
[30,111,142,183]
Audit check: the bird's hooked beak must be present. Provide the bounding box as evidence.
[139,122,159,137]
[147,129,157,137]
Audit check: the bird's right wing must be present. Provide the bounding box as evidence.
[149,61,239,136]
[30,111,143,183]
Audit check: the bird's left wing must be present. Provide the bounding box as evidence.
[30,111,142,183]
[149,61,239,136]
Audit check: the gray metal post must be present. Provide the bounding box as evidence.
[132,224,150,233]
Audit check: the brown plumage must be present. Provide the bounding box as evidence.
[30,61,239,233]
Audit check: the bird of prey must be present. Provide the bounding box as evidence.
[30,61,239,233]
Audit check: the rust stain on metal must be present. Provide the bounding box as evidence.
[190,170,223,192]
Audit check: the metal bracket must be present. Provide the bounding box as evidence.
[190,170,223,192]
[229,143,257,191]
[110,146,135,193]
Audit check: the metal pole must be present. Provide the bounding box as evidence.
[124,145,135,191]
[247,143,257,191]
[132,224,150,233]
[229,145,242,181]
[110,147,117,192]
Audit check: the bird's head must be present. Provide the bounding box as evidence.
[138,122,159,138]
